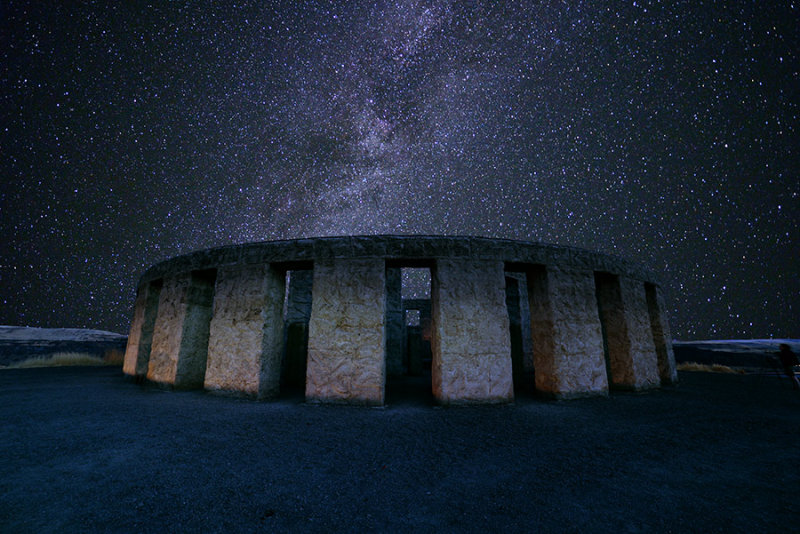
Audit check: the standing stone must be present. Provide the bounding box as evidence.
[204,264,285,398]
[385,267,404,376]
[431,259,513,404]
[148,270,216,388]
[527,265,608,398]
[306,258,386,405]
[595,274,660,390]
[646,283,678,385]
[123,279,161,378]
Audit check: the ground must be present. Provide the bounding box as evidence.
[1,367,798,533]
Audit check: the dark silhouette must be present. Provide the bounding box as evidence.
[777,343,800,390]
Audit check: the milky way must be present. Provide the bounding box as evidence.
[2,1,798,338]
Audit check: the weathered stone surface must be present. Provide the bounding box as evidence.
[147,271,215,388]
[306,259,386,405]
[527,266,608,398]
[137,236,662,288]
[204,264,285,398]
[646,283,678,385]
[131,236,671,403]
[596,275,660,390]
[596,273,631,388]
[147,273,190,385]
[123,280,161,377]
[618,277,660,389]
[431,259,513,404]
[174,270,216,388]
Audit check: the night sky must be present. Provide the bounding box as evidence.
[2,1,798,339]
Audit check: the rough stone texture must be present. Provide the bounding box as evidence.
[147,273,191,385]
[595,273,633,388]
[174,270,216,388]
[138,236,660,289]
[204,265,285,398]
[147,271,215,388]
[130,236,671,402]
[527,265,608,398]
[123,280,161,377]
[385,267,404,376]
[618,277,660,389]
[306,259,386,405]
[646,283,678,385]
[596,274,660,390]
[431,259,513,404]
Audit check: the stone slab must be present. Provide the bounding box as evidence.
[147,272,215,388]
[147,273,191,385]
[123,281,160,378]
[306,259,386,405]
[431,259,513,404]
[527,266,608,398]
[647,284,678,385]
[204,264,285,398]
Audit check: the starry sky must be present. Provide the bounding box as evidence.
[1,1,798,339]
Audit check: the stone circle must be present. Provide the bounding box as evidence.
[123,235,677,404]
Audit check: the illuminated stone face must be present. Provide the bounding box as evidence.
[123,236,677,404]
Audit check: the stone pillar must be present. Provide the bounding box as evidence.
[204,264,285,398]
[148,270,216,388]
[385,267,404,376]
[595,274,660,390]
[282,270,313,389]
[646,283,678,385]
[306,258,386,405]
[431,259,513,404]
[123,279,162,378]
[505,276,526,387]
[527,265,608,398]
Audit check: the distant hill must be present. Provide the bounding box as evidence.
[672,339,799,369]
[0,326,127,367]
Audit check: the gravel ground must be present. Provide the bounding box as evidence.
[1,367,798,533]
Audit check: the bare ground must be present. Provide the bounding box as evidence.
[1,367,798,533]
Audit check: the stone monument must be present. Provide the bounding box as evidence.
[123,236,677,405]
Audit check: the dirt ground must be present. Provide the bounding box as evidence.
[1,367,798,533]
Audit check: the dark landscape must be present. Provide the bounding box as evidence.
[2,359,799,533]
[0,326,127,367]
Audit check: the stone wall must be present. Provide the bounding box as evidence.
[147,273,191,385]
[147,271,215,388]
[528,265,608,398]
[126,236,674,404]
[618,276,660,389]
[431,259,513,404]
[646,283,678,385]
[306,258,386,405]
[137,236,660,289]
[123,279,161,377]
[595,274,660,390]
[204,264,285,398]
